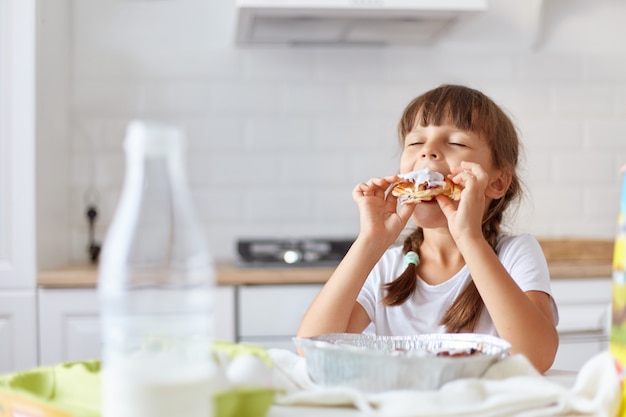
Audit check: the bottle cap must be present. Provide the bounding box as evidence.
[125,120,185,156]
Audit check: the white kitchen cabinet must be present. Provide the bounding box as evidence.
[0,0,38,373]
[550,278,612,372]
[215,285,237,342]
[38,288,100,366]
[37,286,236,366]
[0,292,37,373]
[237,284,322,351]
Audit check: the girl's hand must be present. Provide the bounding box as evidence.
[436,161,489,245]
[352,175,415,247]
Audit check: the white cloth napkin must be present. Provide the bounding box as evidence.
[268,349,621,417]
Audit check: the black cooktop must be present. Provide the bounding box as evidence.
[236,238,354,267]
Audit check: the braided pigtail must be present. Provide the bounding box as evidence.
[438,280,483,333]
[382,228,423,306]
[439,201,502,333]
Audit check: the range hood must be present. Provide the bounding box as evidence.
[236,0,488,46]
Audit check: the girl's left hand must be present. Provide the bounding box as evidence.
[436,161,489,244]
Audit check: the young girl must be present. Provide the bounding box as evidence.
[297,84,559,373]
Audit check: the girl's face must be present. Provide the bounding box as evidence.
[400,123,499,227]
[400,123,494,176]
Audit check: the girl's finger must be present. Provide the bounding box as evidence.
[397,200,416,221]
[354,182,368,194]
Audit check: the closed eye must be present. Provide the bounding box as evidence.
[405,140,424,148]
[448,133,473,148]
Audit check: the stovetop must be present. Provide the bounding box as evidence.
[236,238,354,268]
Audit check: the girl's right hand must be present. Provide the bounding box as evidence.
[352,175,415,247]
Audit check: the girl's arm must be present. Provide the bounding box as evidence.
[458,238,558,373]
[297,175,414,338]
[438,162,558,372]
[296,236,384,337]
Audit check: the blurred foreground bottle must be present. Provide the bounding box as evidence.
[611,165,626,417]
[98,121,216,417]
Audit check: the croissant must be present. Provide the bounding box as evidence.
[392,168,462,204]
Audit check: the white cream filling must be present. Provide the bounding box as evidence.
[398,168,446,188]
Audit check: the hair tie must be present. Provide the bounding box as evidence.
[404,251,420,267]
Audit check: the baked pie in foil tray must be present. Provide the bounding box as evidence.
[293,333,511,392]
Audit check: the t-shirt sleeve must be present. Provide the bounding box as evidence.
[498,233,559,325]
[357,263,380,322]
[356,246,402,323]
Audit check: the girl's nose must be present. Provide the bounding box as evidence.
[420,150,439,160]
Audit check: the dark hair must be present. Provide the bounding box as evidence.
[381,84,522,333]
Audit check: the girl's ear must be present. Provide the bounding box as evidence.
[486,169,511,199]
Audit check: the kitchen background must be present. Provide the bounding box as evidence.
[37,0,626,269]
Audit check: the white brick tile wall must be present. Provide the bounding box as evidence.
[585,185,622,217]
[347,153,400,184]
[279,84,351,116]
[96,120,130,152]
[205,153,280,186]
[194,187,246,222]
[72,81,143,117]
[378,49,446,83]
[244,118,314,151]
[139,82,213,116]
[428,50,517,82]
[518,153,552,185]
[351,84,420,117]
[277,154,348,184]
[486,84,553,116]
[41,0,626,263]
[551,85,616,115]
[584,54,626,82]
[184,118,245,151]
[313,119,385,151]
[313,49,385,82]
[553,154,616,185]
[617,89,626,115]
[211,83,280,115]
[244,188,313,221]
[516,53,584,81]
[243,50,315,82]
[585,120,626,149]
[311,188,357,220]
[521,119,584,149]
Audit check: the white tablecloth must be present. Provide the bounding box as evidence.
[266,349,621,417]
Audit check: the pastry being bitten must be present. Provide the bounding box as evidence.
[392,168,462,204]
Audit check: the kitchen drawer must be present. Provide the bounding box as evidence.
[556,304,610,333]
[237,284,322,338]
[38,286,236,366]
[550,278,612,304]
[38,288,100,366]
[553,333,609,372]
[550,278,612,333]
[0,291,37,373]
[550,277,612,372]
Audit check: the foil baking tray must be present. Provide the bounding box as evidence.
[293,333,511,392]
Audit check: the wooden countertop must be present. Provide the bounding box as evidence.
[37,239,614,288]
[538,238,613,279]
[37,263,337,288]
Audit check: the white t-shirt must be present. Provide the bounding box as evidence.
[357,233,559,337]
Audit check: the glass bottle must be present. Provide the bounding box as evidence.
[98,121,216,417]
